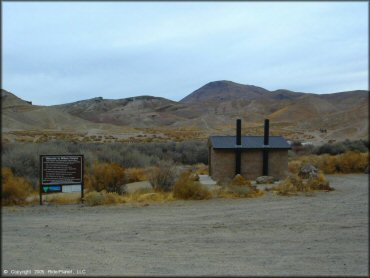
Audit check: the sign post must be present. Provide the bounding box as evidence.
[39,155,84,205]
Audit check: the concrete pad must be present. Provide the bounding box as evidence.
[198,175,221,191]
[198,175,217,185]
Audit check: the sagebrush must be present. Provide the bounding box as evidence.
[218,174,264,198]
[289,151,368,174]
[148,162,177,192]
[2,167,34,205]
[273,172,333,196]
[173,172,212,200]
[85,162,126,194]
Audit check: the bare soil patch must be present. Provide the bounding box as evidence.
[1,174,368,276]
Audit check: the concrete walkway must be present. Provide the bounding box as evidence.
[198,175,219,190]
[198,175,217,185]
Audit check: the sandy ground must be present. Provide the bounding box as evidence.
[1,174,368,276]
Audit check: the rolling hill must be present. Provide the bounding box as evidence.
[2,81,368,144]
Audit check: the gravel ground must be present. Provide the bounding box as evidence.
[1,174,368,276]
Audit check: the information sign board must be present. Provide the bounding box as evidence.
[41,156,82,185]
[39,155,84,205]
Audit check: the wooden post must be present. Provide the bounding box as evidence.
[81,155,84,204]
[39,155,43,205]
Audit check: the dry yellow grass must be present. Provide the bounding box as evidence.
[125,168,147,183]
[288,160,302,174]
[84,190,125,206]
[2,167,35,206]
[230,174,252,186]
[272,172,333,196]
[289,151,369,174]
[45,192,82,205]
[173,172,212,200]
[271,175,303,196]
[217,174,264,199]
[122,188,175,203]
[193,163,209,175]
[85,162,126,193]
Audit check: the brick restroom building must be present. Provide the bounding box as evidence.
[208,119,291,181]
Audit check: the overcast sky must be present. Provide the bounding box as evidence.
[3,2,368,105]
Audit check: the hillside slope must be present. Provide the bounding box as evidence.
[2,82,368,143]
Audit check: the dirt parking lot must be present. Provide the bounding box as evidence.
[1,174,368,276]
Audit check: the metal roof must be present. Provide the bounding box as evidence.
[209,136,291,150]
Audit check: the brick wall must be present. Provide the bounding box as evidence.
[241,150,263,180]
[209,148,235,183]
[268,150,289,179]
[210,149,288,181]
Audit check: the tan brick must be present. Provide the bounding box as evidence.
[209,148,288,181]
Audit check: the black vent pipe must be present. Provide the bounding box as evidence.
[262,119,269,175]
[235,119,242,175]
[236,119,241,145]
[264,119,269,145]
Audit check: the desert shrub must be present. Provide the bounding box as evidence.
[173,141,208,164]
[87,162,126,194]
[46,193,81,205]
[1,140,208,186]
[148,161,177,192]
[84,190,124,206]
[334,151,368,173]
[315,143,346,155]
[218,174,264,198]
[125,168,147,183]
[230,174,252,186]
[314,140,368,155]
[222,185,264,198]
[2,167,34,205]
[290,151,368,174]
[173,172,212,200]
[318,154,338,174]
[342,139,369,152]
[273,172,333,196]
[273,175,306,196]
[306,172,334,191]
[123,188,175,203]
[288,160,302,174]
[2,146,40,189]
[193,163,209,175]
[84,174,95,193]
[273,177,298,196]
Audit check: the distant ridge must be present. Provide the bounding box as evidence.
[2,81,368,143]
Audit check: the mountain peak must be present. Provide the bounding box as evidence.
[180,80,270,103]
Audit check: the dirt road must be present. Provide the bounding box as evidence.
[1,174,368,276]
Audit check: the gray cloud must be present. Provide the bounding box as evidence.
[3,2,368,105]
